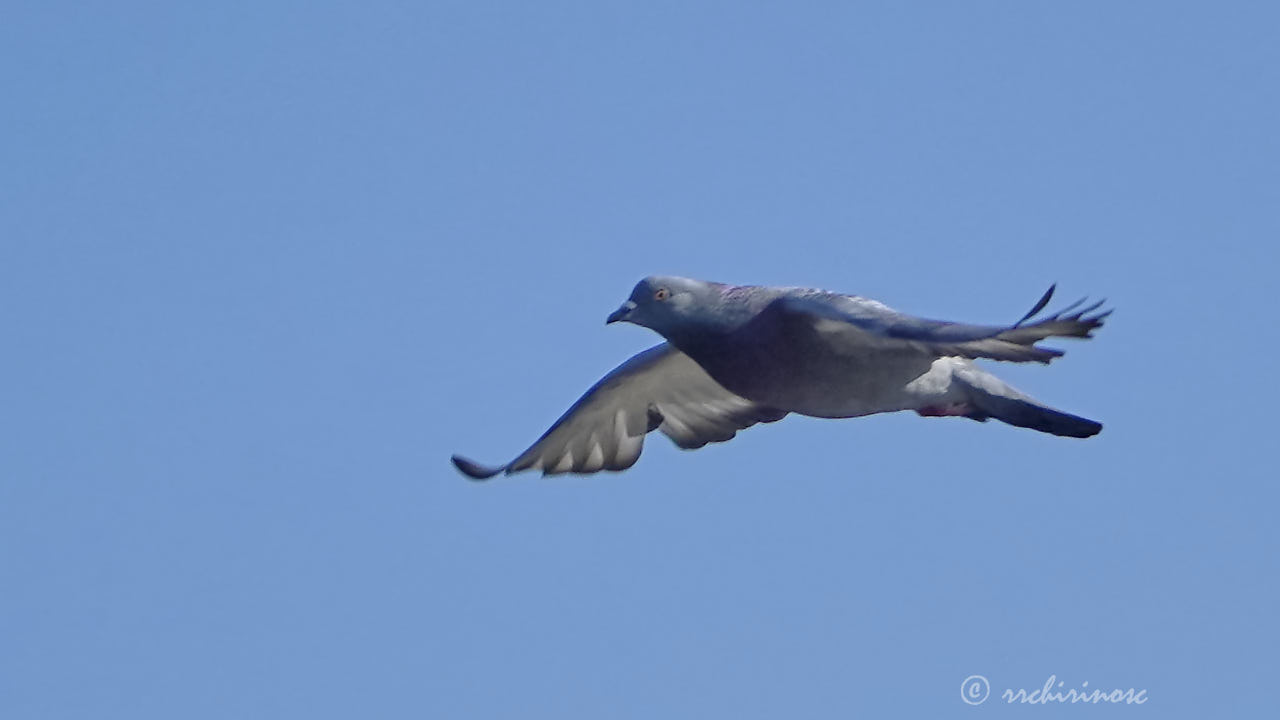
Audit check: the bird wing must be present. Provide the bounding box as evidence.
[752,285,1110,364]
[451,343,787,479]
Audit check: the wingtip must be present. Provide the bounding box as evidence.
[451,454,504,480]
[1014,283,1057,327]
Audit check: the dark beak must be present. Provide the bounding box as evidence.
[606,301,636,325]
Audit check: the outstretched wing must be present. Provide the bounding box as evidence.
[451,343,787,480]
[757,284,1110,364]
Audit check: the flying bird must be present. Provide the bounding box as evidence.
[452,277,1110,480]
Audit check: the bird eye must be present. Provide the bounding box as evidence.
[654,287,670,301]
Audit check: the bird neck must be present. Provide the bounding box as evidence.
[662,323,735,364]
[663,296,761,350]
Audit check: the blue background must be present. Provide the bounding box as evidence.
[3,1,1277,717]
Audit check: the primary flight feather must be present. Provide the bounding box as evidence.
[452,277,1110,480]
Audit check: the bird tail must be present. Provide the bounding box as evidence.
[953,366,1102,438]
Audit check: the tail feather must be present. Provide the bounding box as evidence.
[953,365,1102,439]
[968,393,1102,438]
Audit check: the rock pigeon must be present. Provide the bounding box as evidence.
[452,276,1110,480]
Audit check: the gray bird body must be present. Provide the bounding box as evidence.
[452,276,1110,480]
[669,290,947,418]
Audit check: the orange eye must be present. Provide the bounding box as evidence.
[654,287,670,301]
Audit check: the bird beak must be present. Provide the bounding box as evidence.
[606,301,636,325]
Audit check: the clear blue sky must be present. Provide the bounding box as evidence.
[3,1,1277,717]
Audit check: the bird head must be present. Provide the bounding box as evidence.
[606,276,722,338]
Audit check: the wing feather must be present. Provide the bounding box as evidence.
[768,286,1110,364]
[451,344,787,479]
